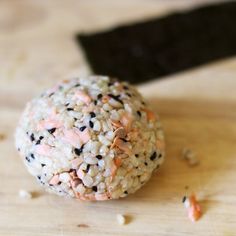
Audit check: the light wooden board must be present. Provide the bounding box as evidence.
[0,1,236,236]
[1,99,236,236]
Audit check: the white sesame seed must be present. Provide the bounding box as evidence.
[88,165,99,177]
[59,172,71,183]
[80,162,88,171]
[99,145,109,155]
[98,159,105,168]
[93,120,101,131]
[102,121,110,132]
[103,168,111,177]
[75,184,86,194]
[84,155,98,165]
[124,103,132,113]
[109,98,123,108]
[110,110,120,120]
[82,175,94,187]
[98,182,105,190]
[103,103,112,111]
[105,131,115,140]
[98,135,111,146]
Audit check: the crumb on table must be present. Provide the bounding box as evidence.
[18,189,32,199]
[182,148,199,167]
[183,193,202,222]
[116,214,126,225]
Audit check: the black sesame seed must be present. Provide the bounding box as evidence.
[120,138,128,143]
[67,108,74,111]
[30,133,35,142]
[135,154,139,157]
[36,140,41,145]
[74,83,80,87]
[158,153,162,158]
[108,94,124,104]
[79,126,86,132]
[36,136,44,145]
[137,111,141,117]
[74,117,78,121]
[124,191,128,194]
[144,162,148,166]
[41,164,46,167]
[74,145,84,156]
[94,100,98,105]
[97,94,102,99]
[17,148,20,151]
[25,156,31,162]
[35,136,44,145]
[49,92,54,97]
[48,128,56,134]
[123,86,129,90]
[89,121,94,128]
[85,164,90,173]
[30,154,35,159]
[150,152,157,161]
[37,176,41,180]
[58,181,62,185]
[65,103,70,106]
[182,196,187,203]
[96,155,103,160]
[126,93,132,97]
[90,112,96,118]
[92,186,97,192]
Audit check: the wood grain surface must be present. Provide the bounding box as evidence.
[0,1,236,236]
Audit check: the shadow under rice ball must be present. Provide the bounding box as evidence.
[15,75,165,201]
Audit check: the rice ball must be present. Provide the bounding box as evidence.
[15,75,165,200]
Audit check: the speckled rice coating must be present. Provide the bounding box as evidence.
[15,75,165,201]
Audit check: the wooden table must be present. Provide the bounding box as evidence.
[0,1,236,235]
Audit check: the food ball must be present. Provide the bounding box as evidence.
[15,75,165,200]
